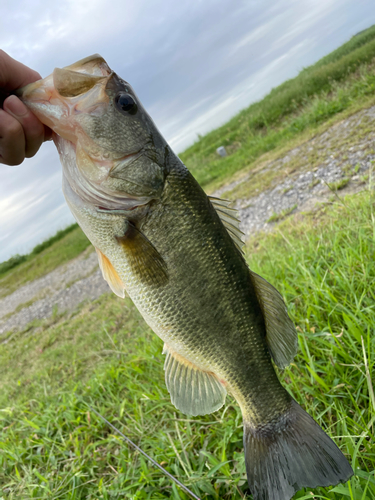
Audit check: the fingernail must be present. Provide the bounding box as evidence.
[4,95,28,117]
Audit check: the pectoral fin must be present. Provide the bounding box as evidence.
[95,248,125,298]
[116,223,168,288]
[163,344,227,416]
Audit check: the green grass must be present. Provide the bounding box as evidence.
[1,189,374,499]
[0,226,91,298]
[1,25,375,500]
[180,26,375,191]
[267,204,297,223]
[224,109,375,203]
[29,225,79,257]
[327,177,350,191]
[0,224,79,278]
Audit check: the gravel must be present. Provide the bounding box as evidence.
[0,269,110,336]
[0,250,111,338]
[0,250,99,320]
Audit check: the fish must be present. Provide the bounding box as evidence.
[18,54,353,500]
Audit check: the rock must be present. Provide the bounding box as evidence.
[216,146,227,157]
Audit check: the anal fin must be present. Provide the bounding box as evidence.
[163,344,226,416]
[96,248,125,298]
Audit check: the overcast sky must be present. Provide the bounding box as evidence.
[1,0,374,262]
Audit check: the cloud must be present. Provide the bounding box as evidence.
[1,0,375,262]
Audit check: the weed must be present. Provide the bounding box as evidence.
[267,204,298,223]
[1,29,375,500]
[0,228,91,298]
[327,177,350,191]
[309,178,321,188]
[180,27,375,191]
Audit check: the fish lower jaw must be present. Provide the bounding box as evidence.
[95,201,148,215]
[93,190,153,217]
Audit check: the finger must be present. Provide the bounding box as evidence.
[44,126,53,142]
[0,50,41,91]
[0,109,25,165]
[3,95,45,158]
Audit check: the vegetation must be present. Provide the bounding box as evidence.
[267,204,297,223]
[2,25,375,280]
[327,177,350,191]
[0,225,91,298]
[180,25,375,190]
[0,224,82,279]
[0,254,27,276]
[0,224,80,278]
[30,224,79,257]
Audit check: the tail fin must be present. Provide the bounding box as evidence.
[243,399,353,500]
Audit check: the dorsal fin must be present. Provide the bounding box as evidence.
[209,196,245,253]
[163,344,227,416]
[210,196,296,368]
[250,271,297,368]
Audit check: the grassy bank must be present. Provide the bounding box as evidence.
[1,189,374,499]
[181,25,375,190]
[0,226,91,299]
[0,224,80,278]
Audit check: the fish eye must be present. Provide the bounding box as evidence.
[115,92,138,115]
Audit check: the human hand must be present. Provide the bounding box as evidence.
[0,50,52,166]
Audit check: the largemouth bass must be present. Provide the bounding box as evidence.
[18,55,353,500]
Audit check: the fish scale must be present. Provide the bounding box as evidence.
[18,53,353,500]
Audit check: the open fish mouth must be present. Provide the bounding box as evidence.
[17,54,163,209]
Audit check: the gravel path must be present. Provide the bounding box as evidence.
[0,251,111,337]
[0,250,98,320]
[2,105,375,337]
[0,269,110,336]
[216,105,375,235]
